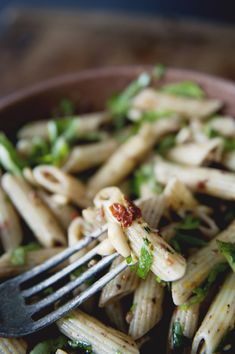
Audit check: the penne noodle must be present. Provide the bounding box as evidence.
[168,304,200,353]
[62,139,119,173]
[0,338,27,354]
[2,174,66,247]
[154,156,235,200]
[95,187,186,282]
[131,88,222,119]
[0,185,23,251]
[0,247,64,278]
[128,272,164,339]
[137,195,165,229]
[55,350,68,354]
[96,237,115,256]
[99,255,140,307]
[107,221,131,258]
[38,190,79,230]
[57,309,139,354]
[105,300,127,332]
[87,117,181,198]
[172,218,235,305]
[33,165,87,208]
[208,116,235,137]
[18,111,111,140]
[192,272,235,354]
[167,138,223,166]
[222,150,235,172]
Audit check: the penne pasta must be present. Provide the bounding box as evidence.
[172,218,235,305]
[0,338,27,354]
[55,350,68,354]
[62,139,119,173]
[2,174,66,247]
[0,247,64,278]
[222,150,235,172]
[168,304,200,353]
[95,187,186,282]
[105,300,127,332]
[0,185,22,251]
[192,272,235,354]
[207,116,235,137]
[99,255,140,307]
[33,165,87,207]
[167,138,223,166]
[154,157,235,200]
[87,117,180,198]
[131,88,222,119]
[57,309,139,354]
[128,272,164,339]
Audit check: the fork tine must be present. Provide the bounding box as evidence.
[22,244,100,298]
[35,260,128,330]
[15,227,106,283]
[29,253,119,315]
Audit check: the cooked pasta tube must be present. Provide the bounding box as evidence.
[95,187,186,281]
[128,272,164,339]
[138,195,165,229]
[105,300,127,332]
[168,304,200,353]
[207,116,235,137]
[38,190,79,230]
[0,338,27,354]
[2,174,66,247]
[62,139,119,173]
[131,88,222,119]
[167,138,223,166]
[172,219,235,305]
[55,350,68,354]
[0,185,22,251]
[18,111,111,140]
[154,157,235,200]
[33,165,87,207]
[222,150,235,172]
[192,272,235,354]
[99,255,140,307]
[87,117,180,198]
[0,247,64,278]
[57,309,139,354]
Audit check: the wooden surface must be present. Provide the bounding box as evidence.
[1,7,235,96]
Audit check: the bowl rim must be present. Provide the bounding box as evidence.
[1,65,235,110]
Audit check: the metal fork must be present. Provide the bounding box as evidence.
[0,196,163,337]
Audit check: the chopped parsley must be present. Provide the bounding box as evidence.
[204,123,235,152]
[68,339,93,353]
[172,321,189,349]
[156,134,176,155]
[29,336,67,354]
[136,238,154,279]
[153,63,166,80]
[10,242,41,266]
[217,241,235,272]
[133,163,163,197]
[160,81,205,99]
[181,263,228,310]
[0,132,25,175]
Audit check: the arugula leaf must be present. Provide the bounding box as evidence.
[153,63,166,80]
[30,336,67,354]
[68,339,93,353]
[160,81,205,99]
[172,321,189,349]
[217,240,235,272]
[11,242,41,266]
[181,263,228,310]
[133,163,163,197]
[108,72,151,128]
[136,238,153,279]
[156,134,176,155]
[0,132,25,175]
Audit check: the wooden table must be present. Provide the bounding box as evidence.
[1,7,235,96]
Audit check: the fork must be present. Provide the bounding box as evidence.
[0,196,163,337]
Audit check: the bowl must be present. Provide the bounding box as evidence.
[1,65,235,138]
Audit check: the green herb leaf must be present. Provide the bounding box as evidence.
[68,339,93,353]
[160,81,205,98]
[136,238,153,279]
[0,132,25,175]
[51,137,70,166]
[172,321,189,349]
[11,242,41,266]
[217,240,235,272]
[30,336,67,354]
[153,63,166,80]
[156,134,176,155]
[177,215,200,230]
[133,163,163,197]
[181,263,228,310]
[108,72,151,128]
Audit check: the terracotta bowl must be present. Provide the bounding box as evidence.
[1,65,235,138]
[0,66,235,351]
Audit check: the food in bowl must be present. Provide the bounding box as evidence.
[0,67,234,354]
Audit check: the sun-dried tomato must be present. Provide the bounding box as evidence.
[110,198,141,227]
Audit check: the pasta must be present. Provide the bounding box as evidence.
[0,69,235,353]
